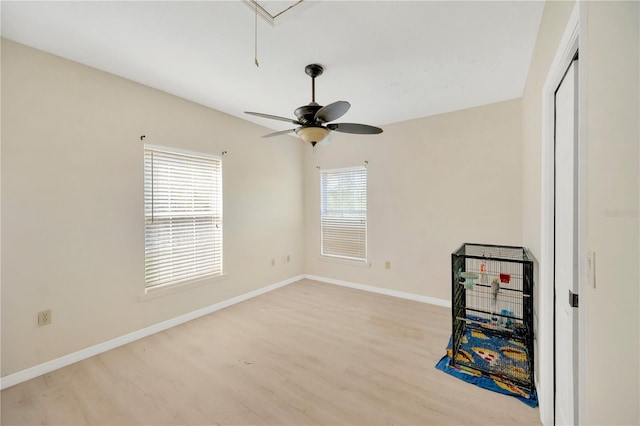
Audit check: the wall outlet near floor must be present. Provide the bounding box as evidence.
[38,309,52,326]
[271,258,275,267]
[385,261,391,269]
[286,254,290,263]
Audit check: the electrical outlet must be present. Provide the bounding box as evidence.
[286,254,290,263]
[385,261,391,269]
[271,258,275,267]
[38,309,52,326]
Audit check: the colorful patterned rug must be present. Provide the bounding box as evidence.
[435,332,538,407]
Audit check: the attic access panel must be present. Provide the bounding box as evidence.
[241,0,318,26]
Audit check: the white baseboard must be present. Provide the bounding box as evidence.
[0,274,303,390]
[303,274,451,308]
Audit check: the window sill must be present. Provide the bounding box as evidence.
[317,256,372,268]
[138,273,228,302]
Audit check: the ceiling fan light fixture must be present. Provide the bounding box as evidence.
[296,126,329,144]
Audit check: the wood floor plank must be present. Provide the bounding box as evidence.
[1,279,541,425]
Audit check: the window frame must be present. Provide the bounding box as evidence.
[319,166,368,262]
[143,144,223,292]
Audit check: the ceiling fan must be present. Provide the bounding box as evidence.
[245,64,383,146]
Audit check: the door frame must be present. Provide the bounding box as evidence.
[539,2,587,425]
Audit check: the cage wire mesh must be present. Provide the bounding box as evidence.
[463,256,524,327]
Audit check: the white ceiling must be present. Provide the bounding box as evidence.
[1,1,544,133]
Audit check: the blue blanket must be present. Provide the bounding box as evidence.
[435,332,538,407]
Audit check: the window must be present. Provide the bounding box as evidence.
[320,166,367,261]
[144,145,222,289]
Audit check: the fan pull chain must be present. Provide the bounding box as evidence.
[254,0,259,67]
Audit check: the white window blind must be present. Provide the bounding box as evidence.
[320,166,367,261]
[144,145,222,289]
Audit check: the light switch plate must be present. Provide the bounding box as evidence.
[587,250,595,289]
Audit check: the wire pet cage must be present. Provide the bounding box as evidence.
[451,243,535,391]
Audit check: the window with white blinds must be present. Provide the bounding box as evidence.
[320,166,367,261]
[144,145,222,289]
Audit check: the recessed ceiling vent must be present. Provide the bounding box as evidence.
[241,0,318,26]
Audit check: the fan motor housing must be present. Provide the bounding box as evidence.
[294,103,322,125]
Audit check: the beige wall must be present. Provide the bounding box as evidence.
[522,1,639,424]
[584,1,639,423]
[1,39,304,376]
[303,99,523,301]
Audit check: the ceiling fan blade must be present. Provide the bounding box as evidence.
[245,111,301,125]
[262,128,298,138]
[314,101,351,123]
[326,123,383,135]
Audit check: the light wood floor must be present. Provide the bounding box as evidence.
[1,279,541,425]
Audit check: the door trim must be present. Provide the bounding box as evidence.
[540,2,587,425]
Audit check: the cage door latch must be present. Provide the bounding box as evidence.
[569,290,579,308]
